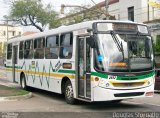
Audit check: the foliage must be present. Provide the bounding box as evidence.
[65,6,93,24]
[7,0,60,32]
[148,1,160,9]
[155,35,160,54]
[61,5,115,25]
[0,43,3,57]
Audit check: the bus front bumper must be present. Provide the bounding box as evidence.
[92,85,154,101]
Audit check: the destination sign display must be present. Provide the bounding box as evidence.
[96,23,149,34]
[112,23,137,31]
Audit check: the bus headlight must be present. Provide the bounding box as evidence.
[98,79,110,88]
[106,83,110,87]
[147,78,153,85]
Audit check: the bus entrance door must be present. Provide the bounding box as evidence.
[12,45,18,82]
[78,37,91,99]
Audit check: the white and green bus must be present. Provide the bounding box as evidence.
[6,20,155,104]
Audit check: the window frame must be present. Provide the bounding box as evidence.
[59,32,73,59]
[7,43,12,60]
[24,39,33,59]
[45,35,59,59]
[128,6,134,22]
[19,41,24,59]
[34,37,45,59]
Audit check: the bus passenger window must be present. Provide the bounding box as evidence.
[60,33,73,59]
[34,37,45,59]
[7,43,12,60]
[45,35,59,59]
[24,40,33,59]
[19,41,24,59]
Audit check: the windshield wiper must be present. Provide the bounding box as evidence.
[110,31,125,61]
[110,31,123,52]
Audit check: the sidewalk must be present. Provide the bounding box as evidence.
[0,66,32,101]
[0,66,20,88]
[0,78,21,89]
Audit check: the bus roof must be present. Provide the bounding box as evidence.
[7,20,144,44]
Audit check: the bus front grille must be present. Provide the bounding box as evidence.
[114,92,144,97]
[111,82,145,87]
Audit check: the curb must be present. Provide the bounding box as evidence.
[0,92,33,102]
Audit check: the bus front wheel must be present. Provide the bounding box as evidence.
[20,74,27,90]
[64,80,75,104]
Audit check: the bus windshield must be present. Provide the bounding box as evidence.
[94,33,154,73]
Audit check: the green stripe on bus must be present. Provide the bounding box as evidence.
[6,66,21,69]
[91,71,155,80]
[55,69,75,74]
[91,72,108,78]
[117,71,155,80]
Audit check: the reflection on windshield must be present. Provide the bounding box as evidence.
[94,33,153,73]
[128,35,151,58]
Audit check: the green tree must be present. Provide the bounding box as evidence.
[0,43,3,58]
[155,35,160,54]
[148,1,160,9]
[61,6,103,25]
[7,0,60,32]
[60,4,115,25]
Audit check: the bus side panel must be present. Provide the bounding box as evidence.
[20,59,62,93]
[6,60,13,82]
[6,44,16,82]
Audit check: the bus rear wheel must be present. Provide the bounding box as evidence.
[64,80,76,104]
[20,74,27,90]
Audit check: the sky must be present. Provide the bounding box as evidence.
[0,0,104,23]
[0,0,104,32]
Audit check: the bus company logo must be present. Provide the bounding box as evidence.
[127,83,132,86]
[31,61,35,69]
[55,61,62,72]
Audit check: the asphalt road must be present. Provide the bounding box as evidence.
[0,88,160,117]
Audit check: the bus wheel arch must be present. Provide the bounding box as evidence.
[61,77,69,94]
[61,77,76,104]
[20,72,27,90]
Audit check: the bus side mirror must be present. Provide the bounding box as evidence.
[87,36,96,48]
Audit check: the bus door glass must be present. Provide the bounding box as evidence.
[12,45,18,82]
[78,37,91,99]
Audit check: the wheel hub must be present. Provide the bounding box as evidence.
[21,78,25,88]
[66,85,73,99]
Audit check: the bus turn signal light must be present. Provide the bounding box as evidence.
[95,77,99,81]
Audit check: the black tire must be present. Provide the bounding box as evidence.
[20,74,27,90]
[64,80,76,104]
